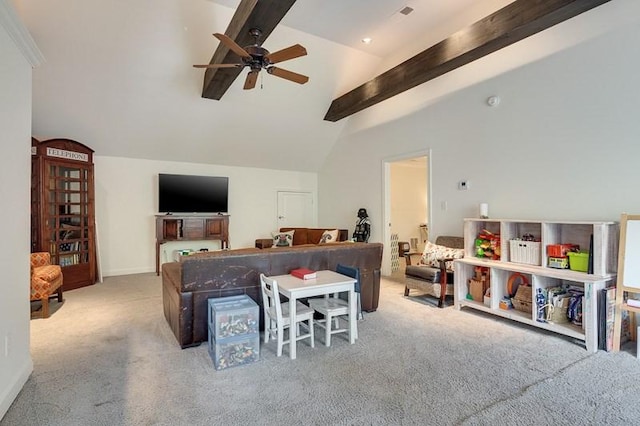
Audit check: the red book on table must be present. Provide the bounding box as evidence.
[290,268,317,280]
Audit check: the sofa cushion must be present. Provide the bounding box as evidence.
[280,227,307,245]
[272,230,295,247]
[319,229,339,244]
[420,241,464,272]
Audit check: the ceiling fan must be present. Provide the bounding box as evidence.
[194,28,309,90]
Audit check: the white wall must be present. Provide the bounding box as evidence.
[95,156,317,276]
[0,0,39,418]
[319,6,640,252]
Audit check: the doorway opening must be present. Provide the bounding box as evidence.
[382,152,431,277]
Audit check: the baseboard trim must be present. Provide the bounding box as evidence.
[103,266,155,277]
[0,357,32,420]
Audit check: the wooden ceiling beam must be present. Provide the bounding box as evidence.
[201,0,297,100]
[324,0,611,122]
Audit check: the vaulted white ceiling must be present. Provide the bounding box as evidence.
[16,0,622,171]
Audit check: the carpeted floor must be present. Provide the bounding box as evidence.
[3,272,640,425]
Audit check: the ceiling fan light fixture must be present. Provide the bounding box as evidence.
[361,37,373,44]
[194,29,309,90]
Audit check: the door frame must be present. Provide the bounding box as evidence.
[381,149,432,276]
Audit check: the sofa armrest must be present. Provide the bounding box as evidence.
[255,238,273,249]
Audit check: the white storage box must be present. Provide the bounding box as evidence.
[509,240,541,266]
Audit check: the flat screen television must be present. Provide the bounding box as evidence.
[158,173,228,214]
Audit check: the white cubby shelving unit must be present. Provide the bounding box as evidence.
[454,218,618,352]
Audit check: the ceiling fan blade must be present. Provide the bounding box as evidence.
[193,63,243,69]
[267,67,309,85]
[244,70,259,90]
[213,33,251,59]
[265,44,307,64]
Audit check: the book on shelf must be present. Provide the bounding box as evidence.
[604,287,616,352]
[290,268,317,280]
[600,287,631,352]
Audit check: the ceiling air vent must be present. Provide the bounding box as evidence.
[399,6,414,15]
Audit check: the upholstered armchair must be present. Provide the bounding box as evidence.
[404,236,464,308]
[30,252,64,318]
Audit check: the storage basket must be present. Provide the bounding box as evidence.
[509,240,541,265]
[511,285,532,314]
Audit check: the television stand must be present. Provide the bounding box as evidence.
[155,214,229,275]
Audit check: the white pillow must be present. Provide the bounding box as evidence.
[420,240,464,272]
[319,229,339,244]
[272,230,295,247]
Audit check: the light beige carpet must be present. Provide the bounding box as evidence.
[3,273,640,425]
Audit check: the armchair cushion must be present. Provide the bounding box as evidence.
[405,265,441,283]
[420,241,464,272]
[30,251,52,269]
[32,265,62,283]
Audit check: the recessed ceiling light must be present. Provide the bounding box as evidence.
[361,37,372,44]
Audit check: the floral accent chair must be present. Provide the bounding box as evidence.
[30,252,64,318]
[404,236,464,308]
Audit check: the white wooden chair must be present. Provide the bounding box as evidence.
[308,264,360,347]
[260,273,315,357]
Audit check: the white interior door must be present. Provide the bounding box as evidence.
[276,191,315,229]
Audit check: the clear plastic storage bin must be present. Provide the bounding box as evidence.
[208,295,259,370]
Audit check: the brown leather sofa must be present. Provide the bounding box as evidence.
[162,242,382,348]
[255,227,349,249]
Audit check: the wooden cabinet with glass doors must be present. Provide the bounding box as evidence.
[31,138,96,290]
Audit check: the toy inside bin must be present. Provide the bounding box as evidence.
[567,251,589,272]
[546,244,579,257]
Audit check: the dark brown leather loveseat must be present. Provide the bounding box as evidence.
[255,227,349,249]
[162,242,383,348]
